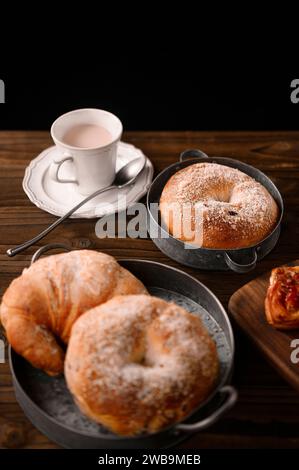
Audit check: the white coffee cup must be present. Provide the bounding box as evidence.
[50,108,123,195]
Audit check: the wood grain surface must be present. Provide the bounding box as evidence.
[229,260,299,392]
[0,131,299,448]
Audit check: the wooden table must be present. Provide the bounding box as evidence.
[0,131,299,449]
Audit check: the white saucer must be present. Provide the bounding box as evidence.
[23,142,154,218]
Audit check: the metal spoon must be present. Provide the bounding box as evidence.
[7,157,146,257]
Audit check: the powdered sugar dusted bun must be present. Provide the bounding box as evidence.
[160,162,279,249]
[65,295,219,436]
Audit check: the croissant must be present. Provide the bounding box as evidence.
[0,250,147,375]
[265,266,299,330]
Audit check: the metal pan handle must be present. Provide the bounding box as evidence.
[174,385,237,433]
[224,249,257,273]
[30,243,72,265]
[180,149,209,162]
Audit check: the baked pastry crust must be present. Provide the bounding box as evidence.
[160,162,279,249]
[265,266,299,330]
[0,250,147,375]
[65,294,219,436]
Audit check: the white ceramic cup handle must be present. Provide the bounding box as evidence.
[49,152,78,184]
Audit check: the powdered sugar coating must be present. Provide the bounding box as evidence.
[0,250,147,375]
[65,295,219,435]
[160,163,279,248]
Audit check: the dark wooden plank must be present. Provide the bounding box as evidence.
[228,260,299,392]
[1,131,299,448]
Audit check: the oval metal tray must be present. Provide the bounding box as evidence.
[147,149,284,273]
[9,254,236,449]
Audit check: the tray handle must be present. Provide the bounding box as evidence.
[30,243,72,265]
[224,249,257,273]
[174,385,237,433]
[180,149,209,162]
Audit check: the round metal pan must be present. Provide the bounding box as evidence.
[9,244,237,449]
[147,149,284,273]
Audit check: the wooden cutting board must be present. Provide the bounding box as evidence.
[228,260,299,392]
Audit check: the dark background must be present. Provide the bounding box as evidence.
[0,70,298,131]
